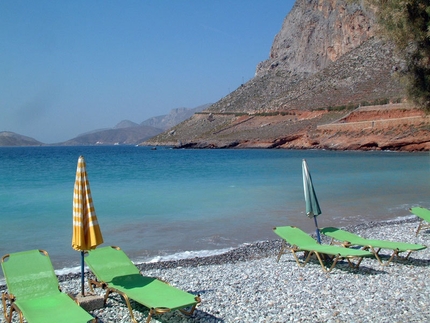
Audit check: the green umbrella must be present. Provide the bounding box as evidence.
[302,159,322,243]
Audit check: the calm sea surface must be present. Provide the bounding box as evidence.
[0,146,429,276]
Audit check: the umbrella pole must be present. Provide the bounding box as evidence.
[80,251,85,296]
[313,216,322,244]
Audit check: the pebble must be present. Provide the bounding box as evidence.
[0,218,429,322]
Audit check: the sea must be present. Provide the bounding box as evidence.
[0,146,429,279]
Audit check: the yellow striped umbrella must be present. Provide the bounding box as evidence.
[72,155,103,295]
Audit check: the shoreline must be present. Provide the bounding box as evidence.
[1,217,428,322]
[67,218,430,322]
[51,216,420,282]
[0,216,416,285]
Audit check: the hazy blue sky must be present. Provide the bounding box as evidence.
[1,1,295,143]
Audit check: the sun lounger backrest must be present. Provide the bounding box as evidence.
[320,227,369,245]
[1,249,60,301]
[273,226,318,247]
[85,246,140,283]
[410,207,430,221]
[321,226,427,252]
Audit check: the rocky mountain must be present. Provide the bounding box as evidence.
[144,0,430,151]
[0,131,43,146]
[256,0,376,76]
[141,104,212,130]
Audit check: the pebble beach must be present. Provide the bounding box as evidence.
[1,218,429,323]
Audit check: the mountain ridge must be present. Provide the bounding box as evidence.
[143,0,430,151]
[3,0,430,150]
[0,104,210,146]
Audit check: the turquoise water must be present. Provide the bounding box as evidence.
[0,146,429,275]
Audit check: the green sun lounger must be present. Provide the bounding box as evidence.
[1,249,95,323]
[273,226,373,273]
[320,227,427,266]
[410,206,430,236]
[84,246,200,323]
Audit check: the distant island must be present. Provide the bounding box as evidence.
[0,131,43,146]
[0,104,211,147]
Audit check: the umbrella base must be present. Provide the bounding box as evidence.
[73,293,104,311]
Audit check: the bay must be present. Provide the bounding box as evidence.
[0,146,429,276]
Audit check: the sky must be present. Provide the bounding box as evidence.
[1,1,295,143]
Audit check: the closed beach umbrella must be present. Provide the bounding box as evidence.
[72,155,104,296]
[302,159,322,243]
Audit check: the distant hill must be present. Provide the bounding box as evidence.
[0,104,211,146]
[0,131,43,146]
[59,125,163,146]
[114,120,140,129]
[141,104,211,130]
[57,104,211,145]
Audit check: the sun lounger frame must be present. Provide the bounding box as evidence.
[410,207,430,236]
[276,239,365,273]
[85,246,200,323]
[273,226,372,273]
[88,277,200,323]
[1,249,96,323]
[320,226,427,266]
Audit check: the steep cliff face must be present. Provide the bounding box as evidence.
[143,0,430,151]
[203,0,382,116]
[257,0,375,76]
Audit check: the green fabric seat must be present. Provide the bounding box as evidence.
[320,226,427,265]
[273,226,373,273]
[410,206,430,236]
[1,249,95,323]
[85,246,200,323]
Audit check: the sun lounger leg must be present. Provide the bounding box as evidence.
[366,246,384,265]
[417,221,430,235]
[179,296,201,316]
[1,293,9,323]
[88,278,110,304]
[371,247,407,266]
[416,220,423,236]
[276,240,288,262]
[88,279,96,294]
[12,305,23,323]
[290,248,313,268]
[116,291,138,323]
[314,252,339,273]
[404,250,413,260]
[416,218,430,236]
[2,293,23,323]
[384,253,396,266]
[346,256,364,269]
[146,310,154,323]
[382,249,409,266]
[91,281,138,323]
